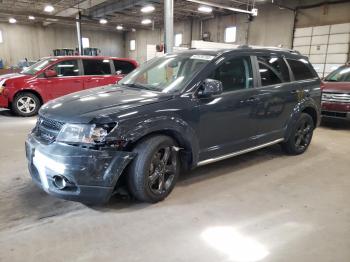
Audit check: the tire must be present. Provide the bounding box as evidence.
[127,135,180,203]
[12,92,41,117]
[282,113,314,155]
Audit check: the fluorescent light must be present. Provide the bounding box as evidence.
[141,5,155,13]
[116,25,123,30]
[141,19,152,25]
[131,28,136,32]
[198,5,213,13]
[9,18,17,24]
[44,5,54,13]
[99,18,108,24]
[28,16,35,20]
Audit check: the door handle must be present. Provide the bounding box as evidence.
[290,89,298,94]
[245,96,260,103]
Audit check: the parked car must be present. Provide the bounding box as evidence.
[25,47,321,204]
[0,56,138,116]
[321,64,350,120]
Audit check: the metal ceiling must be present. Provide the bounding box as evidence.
[0,0,256,30]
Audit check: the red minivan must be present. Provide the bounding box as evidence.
[0,56,138,116]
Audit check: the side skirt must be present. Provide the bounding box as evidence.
[197,138,284,166]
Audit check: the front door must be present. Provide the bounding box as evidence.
[197,55,260,161]
[46,59,83,99]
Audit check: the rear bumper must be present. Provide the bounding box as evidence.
[25,134,135,204]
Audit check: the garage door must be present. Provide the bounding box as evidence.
[293,23,350,78]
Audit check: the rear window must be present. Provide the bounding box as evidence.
[113,60,136,74]
[286,58,315,81]
[83,59,111,75]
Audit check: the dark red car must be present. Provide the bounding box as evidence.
[321,65,350,121]
[0,56,138,116]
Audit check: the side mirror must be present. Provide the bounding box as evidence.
[45,69,57,78]
[198,79,223,98]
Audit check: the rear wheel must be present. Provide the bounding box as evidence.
[282,113,314,155]
[12,92,41,117]
[127,135,180,203]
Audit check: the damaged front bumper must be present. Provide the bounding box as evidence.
[25,134,135,204]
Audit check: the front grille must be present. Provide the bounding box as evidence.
[34,116,65,144]
[321,111,348,118]
[322,92,350,104]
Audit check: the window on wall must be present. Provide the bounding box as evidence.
[82,37,89,48]
[130,40,136,51]
[224,26,236,43]
[174,33,183,47]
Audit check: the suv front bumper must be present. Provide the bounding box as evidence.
[25,134,135,204]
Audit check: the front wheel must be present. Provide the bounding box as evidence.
[12,92,41,117]
[282,113,314,155]
[127,135,180,203]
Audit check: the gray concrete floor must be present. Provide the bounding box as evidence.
[0,108,349,262]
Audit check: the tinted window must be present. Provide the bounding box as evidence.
[51,60,79,77]
[113,60,136,74]
[209,56,253,92]
[325,66,350,82]
[83,59,111,75]
[258,56,290,82]
[258,62,283,86]
[287,58,315,80]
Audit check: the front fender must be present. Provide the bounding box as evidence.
[114,115,199,167]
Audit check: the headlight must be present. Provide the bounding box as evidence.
[56,123,115,144]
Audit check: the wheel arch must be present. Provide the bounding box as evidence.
[12,89,44,105]
[126,129,195,171]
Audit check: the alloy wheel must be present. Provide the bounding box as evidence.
[294,119,313,151]
[17,96,36,114]
[148,146,176,195]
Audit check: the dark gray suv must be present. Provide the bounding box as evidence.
[25,46,321,203]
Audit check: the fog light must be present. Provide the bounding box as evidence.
[53,175,68,190]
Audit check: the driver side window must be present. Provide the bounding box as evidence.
[209,56,253,92]
[51,60,80,77]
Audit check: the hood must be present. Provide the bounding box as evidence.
[322,81,350,93]
[40,85,172,123]
[0,73,31,83]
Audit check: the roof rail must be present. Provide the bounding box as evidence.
[237,44,301,55]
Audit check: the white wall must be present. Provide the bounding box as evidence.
[0,23,125,67]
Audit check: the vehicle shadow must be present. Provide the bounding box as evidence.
[0,109,14,117]
[94,144,285,212]
[320,119,350,130]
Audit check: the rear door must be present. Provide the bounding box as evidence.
[82,58,113,89]
[251,54,298,143]
[45,59,83,98]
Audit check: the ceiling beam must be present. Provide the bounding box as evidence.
[184,0,255,14]
[89,0,161,18]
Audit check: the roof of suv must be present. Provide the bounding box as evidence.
[176,45,304,58]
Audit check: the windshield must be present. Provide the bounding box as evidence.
[119,53,214,93]
[325,66,350,82]
[21,58,57,75]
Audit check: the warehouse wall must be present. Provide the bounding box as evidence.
[125,3,295,63]
[296,1,350,28]
[0,23,125,67]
